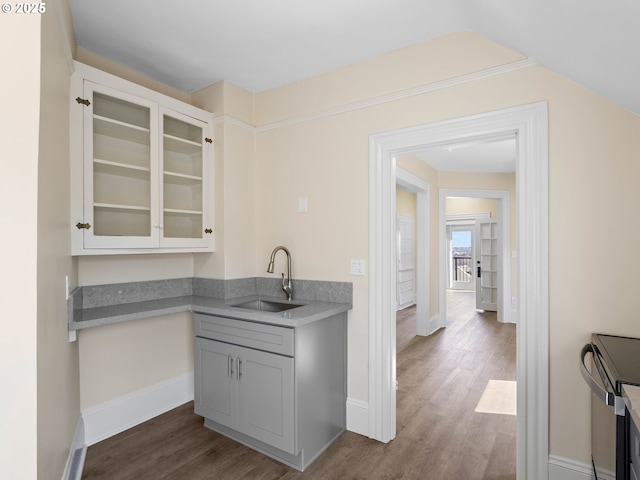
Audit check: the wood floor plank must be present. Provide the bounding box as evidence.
[83,291,516,479]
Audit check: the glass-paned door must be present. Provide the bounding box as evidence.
[160,108,210,248]
[83,82,159,249]
[448,225,474,290]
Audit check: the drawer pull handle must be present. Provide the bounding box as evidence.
[237,358,243,380]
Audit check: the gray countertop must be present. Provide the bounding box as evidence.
[68,277,352,332]
[69,293,351,331]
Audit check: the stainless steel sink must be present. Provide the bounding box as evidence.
[231,299,302,312]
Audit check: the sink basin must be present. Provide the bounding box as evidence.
[231,299,302,312]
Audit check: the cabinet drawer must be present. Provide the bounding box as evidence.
[194,313,294,356]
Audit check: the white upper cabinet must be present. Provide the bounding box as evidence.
[70,63,214,255]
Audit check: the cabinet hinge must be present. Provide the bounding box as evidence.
[204,228,213,234]
[204,137,213,144]
[76,222,91,230]
[76,97,91,106]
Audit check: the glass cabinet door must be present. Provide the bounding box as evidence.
[83,82,159,248]
[160,108,211,247]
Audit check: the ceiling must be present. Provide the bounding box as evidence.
[416,138,516,173]
[69,0,640,116]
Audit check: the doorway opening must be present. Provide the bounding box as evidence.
[440,190,511,325]
[368,102,549,479]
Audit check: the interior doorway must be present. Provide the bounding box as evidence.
[440,190,511,325]
[395,167,430,336]
[368,102,549,480]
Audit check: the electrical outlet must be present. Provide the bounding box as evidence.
[350,259,365,276]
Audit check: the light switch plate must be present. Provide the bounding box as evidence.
[350,259,365,276]
[298,196,308,213]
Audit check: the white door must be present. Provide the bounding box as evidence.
[449,225,474,290]
[475,218,499,311]
[397,215,415,309]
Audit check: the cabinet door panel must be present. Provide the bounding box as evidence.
[194,337,237,429]
[160,108,211,248]
[82,82,159,249]
[237,347,295,454]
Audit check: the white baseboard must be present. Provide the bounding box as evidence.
[82,372,194,446]
[61,415,86,480]
[549,455,599,480]
[346,397,369,437]
[428,314,442,335]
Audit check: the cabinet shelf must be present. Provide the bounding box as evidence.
[164,208,203,215]
[94,202,151,212]
[94,115,150,146]
[95,158,151,180]
[164,134,202,155]
[163,170,202,185]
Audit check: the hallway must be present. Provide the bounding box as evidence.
[395,290,516,478]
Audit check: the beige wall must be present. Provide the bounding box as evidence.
[252,32,640,466]
[0,1,81,478]
[0,11,41,479]
[36,1,81,477]
[396,187,417,217]
[446,197,498,217]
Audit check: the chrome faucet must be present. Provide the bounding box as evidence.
[267,246,293,301]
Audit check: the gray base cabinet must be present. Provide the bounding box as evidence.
[194,312,347,471]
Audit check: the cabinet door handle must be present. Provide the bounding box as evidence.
[228,355,234,378]
[237,358,243,380]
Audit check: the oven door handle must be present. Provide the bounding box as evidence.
[580,343,616,407]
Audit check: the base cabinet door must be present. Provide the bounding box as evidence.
[195,336,295,453]
[237,346,295,454]
[194,337,237,429]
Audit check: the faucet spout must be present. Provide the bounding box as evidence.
[267,246,293,301]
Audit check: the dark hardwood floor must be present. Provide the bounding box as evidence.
[82,291,516,479]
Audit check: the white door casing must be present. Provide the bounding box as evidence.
[368,102,549,480]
